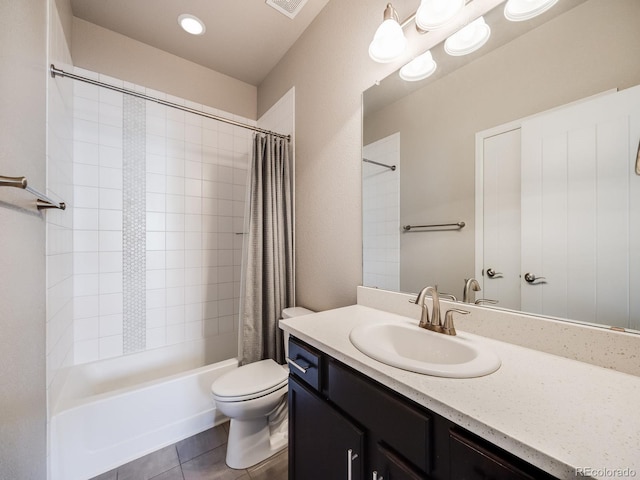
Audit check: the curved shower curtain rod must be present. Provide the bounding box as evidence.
[50,65,291,141]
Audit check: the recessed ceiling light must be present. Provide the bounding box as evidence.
[178,14,206,35]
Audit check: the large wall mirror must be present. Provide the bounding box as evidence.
[362,0,640,333]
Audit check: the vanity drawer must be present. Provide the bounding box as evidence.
[287,337,322,391]
[449,429,556,480]
[327,359,432,475]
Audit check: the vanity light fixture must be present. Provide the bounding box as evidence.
[399,50,437,81]
[503,0,559,21]
[415,0,465,31]
[444,16,491,56]
[368,3,407,63]
[178,14,206,35]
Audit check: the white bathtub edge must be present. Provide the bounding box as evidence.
[51,357,238,480]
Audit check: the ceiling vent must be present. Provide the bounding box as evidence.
[265,0,310,19]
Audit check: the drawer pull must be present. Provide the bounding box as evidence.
[286,357,311,373]
[372,471,383,480]
[347,449,359,480]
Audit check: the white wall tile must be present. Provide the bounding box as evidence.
[100,103,123,128]
[74,208,99,230]
[100,251,122,272]
[74,295,100,320]
[99,145,123,169]
[146,327,166,349]
[99,210,123,231]
[100,293,123,316]
[74,316,99,341]
[74,252,99,275]
[147,289,167,309]
[165,194,185,214]
[70,69,255,363]
[74,163,99,187]
[99,272,123,294]
[75,186,100,209]
[99,167,123,190]
[99,188,123,211]
[147,153,166,175]
[146,270,166,290]
[185,321,203,340]
[74,231,99,252]
[146,232,165,250]
[146,251,166,270]
[99,231,123,251]
[75,339,100,364]
[99,335,123,359]
[99,314,123,338]
[166,287,185,307]
[146,308,166,328]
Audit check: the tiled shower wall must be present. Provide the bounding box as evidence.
[362,133,401,291]
[72,68,252,364]
[46,0,74,408]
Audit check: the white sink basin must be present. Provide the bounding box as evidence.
[349,322,501,378]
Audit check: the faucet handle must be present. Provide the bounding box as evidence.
[442,308,470,336]
[439,292,458,302]
[474,298,498,305]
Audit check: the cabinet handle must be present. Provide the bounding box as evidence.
[286,357,310,373]
[347,449,358,480]
[372,471,383,480]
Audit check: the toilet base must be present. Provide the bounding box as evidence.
[225,416,288,469]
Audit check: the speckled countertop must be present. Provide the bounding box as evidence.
[280,305,640,480]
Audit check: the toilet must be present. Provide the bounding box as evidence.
[211,306,314,469]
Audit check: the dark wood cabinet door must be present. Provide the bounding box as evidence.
[289,375,365,480]
[373,443,431,480]
[449,429,554,480]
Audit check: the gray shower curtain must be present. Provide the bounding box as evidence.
[241,133,294,365]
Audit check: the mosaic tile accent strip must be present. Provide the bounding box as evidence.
[123,96,147,354]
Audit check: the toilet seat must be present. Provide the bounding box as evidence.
[211,359,288,402]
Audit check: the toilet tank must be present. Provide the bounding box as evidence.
[282,307,314,319]
[282,306,314,360]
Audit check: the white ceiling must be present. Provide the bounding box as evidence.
[70,0,331,86]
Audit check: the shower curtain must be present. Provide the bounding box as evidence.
[241,133,294,365]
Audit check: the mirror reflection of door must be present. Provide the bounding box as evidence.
[481,128,521,310]
[478,85,640,330]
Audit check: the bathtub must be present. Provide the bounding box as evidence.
[50,339,238,480]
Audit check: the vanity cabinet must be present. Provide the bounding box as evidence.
[289,376,364,479]
[288,336,557,480]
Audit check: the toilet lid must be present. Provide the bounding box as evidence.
[211,359,288,401]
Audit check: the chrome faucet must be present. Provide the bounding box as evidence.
[414,285,442,333]
[463,278,481,303]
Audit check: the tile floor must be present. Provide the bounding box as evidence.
[90,423,288,480]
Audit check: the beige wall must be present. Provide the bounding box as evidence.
[258,0,426,311]
[363,0,640,296]
[55,0,73,48]
[72,17,258,120]
[0,1,48,478]
[259,0,640,310]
